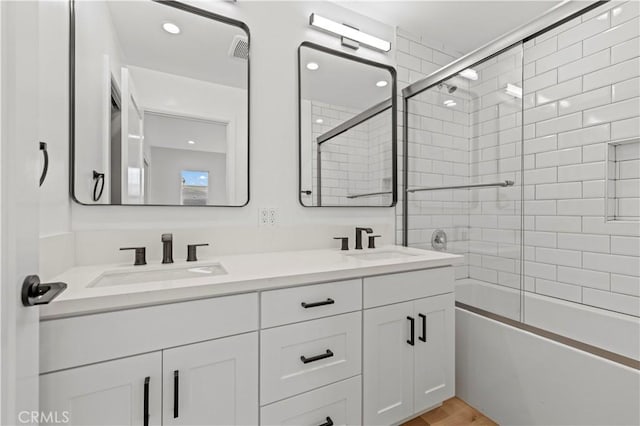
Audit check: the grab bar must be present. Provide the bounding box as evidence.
[407,180,514,193]
[346,190,393,199]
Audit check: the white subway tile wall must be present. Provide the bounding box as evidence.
[400,1,640,319]
[523,1,639,317]
[306,101,393,206]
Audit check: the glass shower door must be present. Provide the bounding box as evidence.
[405,43,524,321]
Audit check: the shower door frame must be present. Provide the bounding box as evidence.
[401,0,608,246]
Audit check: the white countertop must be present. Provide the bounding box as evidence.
[40,245,463,319]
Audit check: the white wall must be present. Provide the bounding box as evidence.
[149,147,227,205]
[456,308,640,426]
[129,65,248,205]
[38,1,397,246]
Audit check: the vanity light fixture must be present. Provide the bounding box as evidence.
[458,68,478,80]
[162,22,181,35]
[376,80,388,87]
[443,99,456,107]
[187,140,196,145]
[505,83,523,98]
[306,62,319,71]
[309,13,391,52]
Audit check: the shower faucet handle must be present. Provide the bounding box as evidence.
[368,235,381,249]
[333,237,349,251]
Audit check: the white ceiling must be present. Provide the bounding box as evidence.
[106,1,247,89]
[301,46,392,110]
[337,1,563,54]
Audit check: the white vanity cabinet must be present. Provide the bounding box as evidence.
[40,352,162,426]
[40,265,456,426]
[362,271,455,426]
[162,333,259,426]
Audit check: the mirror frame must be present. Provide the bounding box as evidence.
[69,0,251,207]
[297,41,397,208]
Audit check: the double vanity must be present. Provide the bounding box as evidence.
[39,245,461,425]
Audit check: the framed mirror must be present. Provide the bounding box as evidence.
[70,0,249,206]
[298,42,396,207]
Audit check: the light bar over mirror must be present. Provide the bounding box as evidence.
[309,13,392,52]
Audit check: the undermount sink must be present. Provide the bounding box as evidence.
[345,249,419,261]
[89,263,227,287]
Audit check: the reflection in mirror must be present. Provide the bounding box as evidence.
[72,0,249,206]
[299,43,396,207]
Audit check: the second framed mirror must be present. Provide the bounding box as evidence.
[298,42,397,207]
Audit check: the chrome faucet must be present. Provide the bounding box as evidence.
[355,227,373,250]
[161,233,174,264]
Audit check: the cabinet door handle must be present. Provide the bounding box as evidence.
[300,349,334,364]
[419,313,427,342]
[407,316,415,346]
[39,141,49,187]
[173,370,179,418]
[301,298,335,308]
[319,416,334,426]
[143,376,150,426]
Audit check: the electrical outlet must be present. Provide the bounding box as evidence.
[259,208,269,226]
[268,208,278,226]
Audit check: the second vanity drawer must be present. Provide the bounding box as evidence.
[260,376,362,426]
[364,267,454,308]
[261,279,362,328]
[260,312,362,405]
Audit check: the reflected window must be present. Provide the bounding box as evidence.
[181,170,209,206]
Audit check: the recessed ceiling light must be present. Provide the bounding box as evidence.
[376,80,388,87]
[306,62,319,71]
[315,118,324,124]
[187,140,195,145]
[459,68,478,81]
[162,22,181,35]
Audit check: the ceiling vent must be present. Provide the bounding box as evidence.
[228,35,249,60]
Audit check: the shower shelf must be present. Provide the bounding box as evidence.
[407,180,514,193]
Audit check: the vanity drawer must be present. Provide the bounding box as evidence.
[363,267,454,308]
[261,279,361,328]
[260,312,361,405]
[40,293,258,373]
[260,376,361,426]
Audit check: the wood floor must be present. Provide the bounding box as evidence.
[402,397,498,426]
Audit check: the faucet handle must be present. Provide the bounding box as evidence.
[368,235,381,249]
[120,247,147,266]
[333,237,349,251]
[187,243,209,262]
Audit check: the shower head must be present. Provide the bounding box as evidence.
[438,83,457,94]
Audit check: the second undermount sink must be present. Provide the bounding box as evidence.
[89,263,227,287]
[345,249,419,261]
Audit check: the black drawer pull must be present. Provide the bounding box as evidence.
[319,416,334,426]
[407,316,415,346]
[300,349,334,364]
[143,376,150,426]
[419,313,427,342]
[301,298,335,309]
[173,370,179,418]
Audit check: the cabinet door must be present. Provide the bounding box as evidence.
[363,301,414,425]
[39,352,161,426]
[163,332,258,426]
[413,293,455,412]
